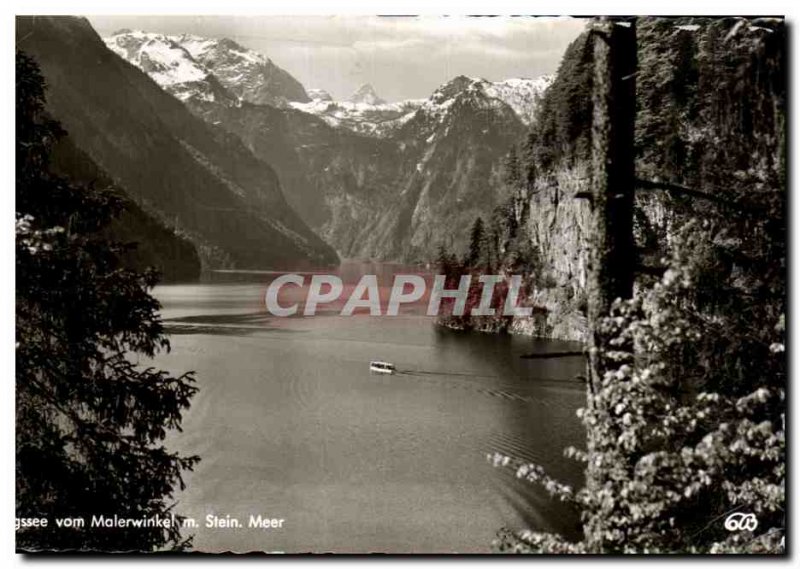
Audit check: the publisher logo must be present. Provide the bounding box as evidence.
[724,513,758,532]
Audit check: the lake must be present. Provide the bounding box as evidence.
[150,261,587,553]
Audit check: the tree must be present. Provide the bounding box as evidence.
[16,51,199,552]
[465,216,485,268]
[503,146,521,187]
[521,131,539,192]
[490,17,785,555]
[435,242,459,281]
[493,215,785,553]
[585,17,637,393]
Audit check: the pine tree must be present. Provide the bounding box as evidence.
[16,51,199,552]
[503,146,521,187]
[465,217,485,268]
[521,131,538,192]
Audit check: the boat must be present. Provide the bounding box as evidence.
[369,361,396,374]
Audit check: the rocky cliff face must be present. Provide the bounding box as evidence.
[497,16,784,341]
[520,165,591,341]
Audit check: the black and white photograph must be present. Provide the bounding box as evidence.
[10,3,789,558]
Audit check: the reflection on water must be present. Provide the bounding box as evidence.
[151,262,586,553]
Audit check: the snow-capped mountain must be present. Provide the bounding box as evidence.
[410,75,554,128]
[415,75,531,128]
[288,82,419,137]
[290,75,552,138]
[28,19,338,270]
[104,30,229,104]
[483,76,554,125]
[289,97,423,137]
[307,88,333,102]
[176,35,310,104]
[104,29,553,262]
[106,30,551,136]
[104,30,309,106]
[348,83,386,105]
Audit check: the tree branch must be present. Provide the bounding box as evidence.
[635,178,751,212]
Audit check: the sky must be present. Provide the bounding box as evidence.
[88,15,586,102]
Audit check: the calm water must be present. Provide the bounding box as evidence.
[150,262,586,553]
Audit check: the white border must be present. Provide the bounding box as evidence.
[3,1,798,568]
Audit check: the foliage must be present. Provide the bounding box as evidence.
[494,215,785,553]
[531,32,594,171]
[433,192,546,333]
[490,17,785,554]
[465,217,485,268]
[16,50,199,552]
[636,16,785,194]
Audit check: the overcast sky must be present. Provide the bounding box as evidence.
[88,15,586,101]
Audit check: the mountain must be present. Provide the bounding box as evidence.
[104,27,551,143]
[481,76,554,125]
[307,88,333,102]
[105,28,550,263]
[348,83,386,105]
[194,74,529,261]
[289,97,422,137]
[352,75,528,260]
[422,76,552,128]
[47,134,202,282]
[102,30,237,105]
[105,30,310,106]
[187,100,405,232]
[177,35,311,105]
[290,75,551,137]
[18,16,338,270]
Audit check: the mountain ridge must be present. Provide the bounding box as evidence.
[104,29,310,106]
[103,26,552,263]
[19,16,338,270]
[105,30,552,136]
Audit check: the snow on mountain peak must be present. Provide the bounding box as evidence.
[348,84,386,105]
[307,89,333,102]
[423,74,553,125]
[177,35,269,75]
[289,73,552,137]
[483,76,554,125]
[106,27,552,135]
[104,30,215,102]
[105,30,309,106]
[430,75,483,103]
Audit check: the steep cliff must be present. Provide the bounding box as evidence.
[496,16,784,341]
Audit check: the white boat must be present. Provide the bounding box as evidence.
[369,361,396,374]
